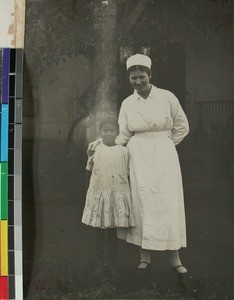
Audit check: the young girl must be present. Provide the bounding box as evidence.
[82,116,135,278]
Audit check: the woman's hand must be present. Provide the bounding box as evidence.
[87,139,101,156]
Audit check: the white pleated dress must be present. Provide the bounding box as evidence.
[82,144,135,228]
[116,85,189,250]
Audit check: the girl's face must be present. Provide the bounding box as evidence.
[129,69,151,94]
[101,124,118,146]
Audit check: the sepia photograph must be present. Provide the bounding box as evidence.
[21,0,234,299]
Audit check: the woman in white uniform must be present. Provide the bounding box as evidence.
[88,54,189,274]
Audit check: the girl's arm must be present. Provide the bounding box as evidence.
[85,155,94,190]
[85,170,91,192]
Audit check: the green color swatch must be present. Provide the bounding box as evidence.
[1,162,8,220]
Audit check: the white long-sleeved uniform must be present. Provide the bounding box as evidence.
[116,85,189,250]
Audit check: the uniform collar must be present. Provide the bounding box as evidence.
[133,85,158,100]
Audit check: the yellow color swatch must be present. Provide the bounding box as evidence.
[0,220,8,276]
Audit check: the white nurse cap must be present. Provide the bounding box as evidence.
[126,53,152,70]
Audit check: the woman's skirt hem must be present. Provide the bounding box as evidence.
[118,231,187,250]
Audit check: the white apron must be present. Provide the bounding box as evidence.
[118,131,186,250]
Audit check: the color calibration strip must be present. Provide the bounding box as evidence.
[0,48,23,300]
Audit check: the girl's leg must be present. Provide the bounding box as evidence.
[169,250,187,273]
[138,248,151,269]
[107,228,117,264]
[107,228,119,278]
[95,228,105,277]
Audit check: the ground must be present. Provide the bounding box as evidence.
[22,134,234,299]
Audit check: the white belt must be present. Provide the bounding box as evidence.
[134,131,170,139]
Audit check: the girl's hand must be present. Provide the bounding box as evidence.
[87,139,101,156]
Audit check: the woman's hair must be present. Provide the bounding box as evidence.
[99,116,119,132]
[127,65,152,77]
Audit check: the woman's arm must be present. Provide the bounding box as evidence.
[87,138,102,156]
[169,92,189,145]
[115,101,133,145]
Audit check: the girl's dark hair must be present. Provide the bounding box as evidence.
[127,65,152,77]
[99,116,119,131]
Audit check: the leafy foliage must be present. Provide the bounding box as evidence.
[25,0,95,78]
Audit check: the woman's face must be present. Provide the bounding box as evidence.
[129,70,151,94]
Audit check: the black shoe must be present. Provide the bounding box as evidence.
[94,264,104,279]
[109,265,120,281]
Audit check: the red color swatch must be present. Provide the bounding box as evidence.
[0,276,8,300]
